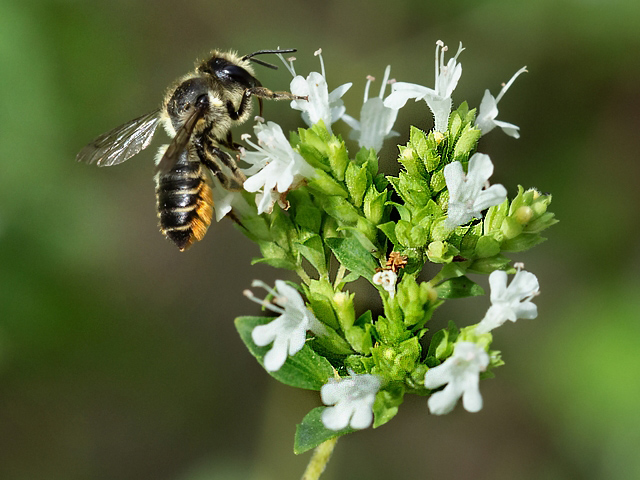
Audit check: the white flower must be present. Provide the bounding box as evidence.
[208,174,245,221]
[384,40,464,132]
[372,270,398,299]
[444,152,507,228]
[321,373,381,430]
[244,280,326,372]
[342,66,400,152]
[242,121,315,214]
[476,67,528,138]
[475,266,539,334]
[424,341,489,415]
[280,49,352,134]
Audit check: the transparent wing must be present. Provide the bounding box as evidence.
[76,109,161,167]
[155,103,207,174]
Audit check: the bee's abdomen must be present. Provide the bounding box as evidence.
[155,162,213,251]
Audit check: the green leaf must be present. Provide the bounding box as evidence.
[337,271,361,288]
[373,383,405,428]
[484,199,509,234]
[410,126,429,161]
[251,256,298,271]
[270,207,296,250]
[344,325,373,355]
[452,125,481,162]
[235,316,335,390]
[377,221,398,245]
[293,203,323,234]
[436,276,485,298]
[363,186,388,225]
[294,407,354,454]
[254,241,298,270]
[429,169,446,195]
[468,254,512,274]
[345,162,368,207]
[320,196,361,225]
[427,320,459,361]
[501,233,547,252]
[326,236,379,280]
[306,291,340,331]
[298,143,330,171]
[308,170,349,197]
[475,235,501,258]
[398,145,426,178]
[328,138,349,181]
[297,235,327,275]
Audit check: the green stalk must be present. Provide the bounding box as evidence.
[301,438,338,480]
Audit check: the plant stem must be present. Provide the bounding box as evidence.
[301,437,338,480]
[333,264,346,289]
[297,267,312,286]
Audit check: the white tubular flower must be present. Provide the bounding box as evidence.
[280,49,352,134]
[242,121,315,214]
[476,67,528,138]
[321,373,381,430]
[475,266,539,334]
[245,280,326,372]
[209,175,244,221]
[384,40,464,132]
[424,341,489,415]
[372,270,398,299]
[342,66,400,152]
[444,153,507,228]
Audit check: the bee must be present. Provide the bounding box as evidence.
[77,48,306,251]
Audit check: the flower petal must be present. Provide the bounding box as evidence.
[427,384,460,415]
[349,403,374,429]
[461,380,483,412]
[321,403,351,431]
[384,82,434,109]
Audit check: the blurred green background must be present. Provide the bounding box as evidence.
[1,0,639,479]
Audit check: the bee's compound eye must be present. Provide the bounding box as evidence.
[216,65,258,89]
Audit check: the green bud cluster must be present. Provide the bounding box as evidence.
[379,104,483,272]
[483,185,558,253]
[235,102,556,453]
[248,122,393,280]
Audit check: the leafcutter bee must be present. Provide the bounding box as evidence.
[77,48,305,251]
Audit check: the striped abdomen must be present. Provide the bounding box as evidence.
[155,155,213,251]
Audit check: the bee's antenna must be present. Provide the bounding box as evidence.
[243,49,297,70]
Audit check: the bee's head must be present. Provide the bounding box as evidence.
[198,52,261,90]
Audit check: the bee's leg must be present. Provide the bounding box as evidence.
[200,145,246,191]
[226,88,308,120]
[248,86,308,102]
[220,131,242,152]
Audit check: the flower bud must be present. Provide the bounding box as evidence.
[514,205,534,224]
[427,240,458,264]
[328,138,349,181]
[363,186,387,224]
[332,291,356,330]
[500,216,523,239]
[474,235,501,258]
[345,162,368,207]
[396,221,428,248]
[398,146,425,177]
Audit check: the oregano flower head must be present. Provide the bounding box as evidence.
[227,42,557,472]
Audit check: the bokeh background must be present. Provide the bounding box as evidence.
[1,0,639,479]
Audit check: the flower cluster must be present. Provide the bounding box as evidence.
[228,42,556,453]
